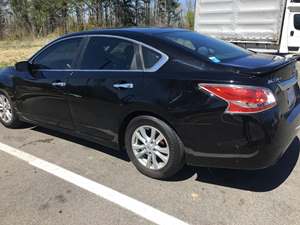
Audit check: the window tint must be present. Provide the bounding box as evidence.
[294,14,300,30]
[158,31,249,62]
[142,47,162,69]
[80,37,141,70]
[34,38,82,69]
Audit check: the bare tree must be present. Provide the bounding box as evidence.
[1,0,186,39]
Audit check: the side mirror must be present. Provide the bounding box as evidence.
[15,61,31,72]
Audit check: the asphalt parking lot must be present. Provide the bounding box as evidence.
[1,65,300,225]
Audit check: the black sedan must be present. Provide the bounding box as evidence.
[0,28,299,179]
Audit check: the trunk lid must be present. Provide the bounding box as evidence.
[220,53,298,79]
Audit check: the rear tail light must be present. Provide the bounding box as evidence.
[198,83,276,114]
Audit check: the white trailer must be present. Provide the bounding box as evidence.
[194,0,300,55]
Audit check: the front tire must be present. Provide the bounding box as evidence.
[0,92,22,128]
[125,116,185,179]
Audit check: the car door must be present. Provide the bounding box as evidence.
[67,36,146,145]
[15,37,84,129]
[288,12,300,52]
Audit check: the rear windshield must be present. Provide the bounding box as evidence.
[158,31,250,63]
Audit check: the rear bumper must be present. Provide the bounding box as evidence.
[183,100,300,170]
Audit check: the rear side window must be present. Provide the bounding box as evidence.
[294,14,300,30]
[80,37,141,70]
[33,38,82,69]
[165,37,196,51]
[142,47,162,69]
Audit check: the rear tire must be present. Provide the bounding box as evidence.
[0,92,23,128]
[125,115,185,179]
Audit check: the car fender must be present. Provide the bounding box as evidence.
[0,67,16,99]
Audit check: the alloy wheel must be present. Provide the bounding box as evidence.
[0,94,13,124]
[131,126,170,170]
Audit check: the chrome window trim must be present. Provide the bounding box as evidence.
[33,69,144,72]
[29,34,169,73]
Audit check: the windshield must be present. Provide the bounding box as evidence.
[158,31,250,63]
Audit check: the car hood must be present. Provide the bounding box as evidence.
[219,53,296,75]
[0,67,16,84]
[0,66,14,75]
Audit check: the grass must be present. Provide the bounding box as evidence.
[0,35,57,67]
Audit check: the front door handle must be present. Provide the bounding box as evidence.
[291,31,295,36]
[113,83,134,89]
[52,81,66,87]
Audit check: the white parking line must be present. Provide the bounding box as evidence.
[0,142,189,225]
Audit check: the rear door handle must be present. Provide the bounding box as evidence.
[52,81,66,87]
[291,31,294,36]
[113,83,134,89]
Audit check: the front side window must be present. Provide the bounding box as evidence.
[80,37,141,70]
[157,31,250,62]
[33,38,82,69]
[294,14,300,30]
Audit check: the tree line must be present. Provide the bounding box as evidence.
[0,0,195,39]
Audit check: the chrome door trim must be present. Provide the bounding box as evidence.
[29,34,169,73]
[113,83,134,89]
[52,82,66,87]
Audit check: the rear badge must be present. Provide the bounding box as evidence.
[267,77,282,84]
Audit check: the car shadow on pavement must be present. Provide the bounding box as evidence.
[32,126,299,192]
[32,126,130,162]
[172,137,300,192]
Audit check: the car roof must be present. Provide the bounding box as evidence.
[61,27,189,39]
